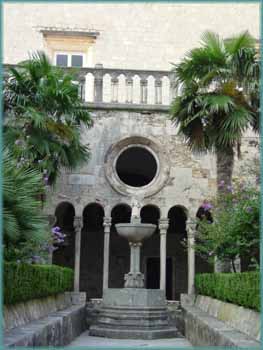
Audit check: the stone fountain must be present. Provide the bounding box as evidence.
[89,197,179,339]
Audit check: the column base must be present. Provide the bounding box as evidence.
[124,272,144,288]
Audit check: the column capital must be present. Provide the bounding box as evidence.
[159,218,169,233]
[74,216,83,231]
[103,217,112,227]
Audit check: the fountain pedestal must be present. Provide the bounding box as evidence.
[89,216,180,339]
[125,242,144,288]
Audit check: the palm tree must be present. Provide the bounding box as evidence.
[4,51,93,185]
[3,149,48,262]
[170,31,259,191]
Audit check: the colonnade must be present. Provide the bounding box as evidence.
[48,213,196,297]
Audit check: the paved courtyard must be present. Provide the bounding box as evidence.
[68,331,193,348]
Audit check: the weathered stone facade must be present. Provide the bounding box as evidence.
[47,109,218,217]
[3,3,260,300]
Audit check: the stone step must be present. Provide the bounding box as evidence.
[98,312,168,321]
[89,325,181,339]
[99,308,168,318]
[97,317,169,328]
[95,322,171,330]
[102,305,167,312]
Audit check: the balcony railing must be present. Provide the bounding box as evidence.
[4,64,175,111]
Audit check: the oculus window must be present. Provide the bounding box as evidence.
[116,147,158,187]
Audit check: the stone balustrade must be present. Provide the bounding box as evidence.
[3,64,175,111]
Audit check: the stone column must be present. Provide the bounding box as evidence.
[159,218,169,292]
[155,78,162,104]
[94,63,103,102]
[73,216,83,292]
[78,75,86,101]
[103,217,112,290]
[186,219,196,295]
[140,78,148,104]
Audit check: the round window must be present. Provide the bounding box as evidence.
[115,147,158,187]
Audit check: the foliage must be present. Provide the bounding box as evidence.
[3,148,50,262]
[3,52,92,262]
[195,181,259,270]
[170,31,259,187]
[4,51,93,185]
[4,262,73,305]
[195,272,260,311]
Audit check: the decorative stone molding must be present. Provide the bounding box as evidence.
[105,136,171,197]
[74,216,82,231]
[159,218,169,233]
[103,217,112,230]
[124,272,144,288]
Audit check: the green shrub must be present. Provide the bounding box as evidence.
[4,263,74,305]
[195,272,260,311]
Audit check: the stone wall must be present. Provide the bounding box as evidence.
[3,3,259,68]
[4,292,87,347]
[181,294,261,347]
[4,292,85,332]
[195,295,260,341]
[46,109,259,218]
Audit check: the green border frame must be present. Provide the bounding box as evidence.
[0,0,262,349]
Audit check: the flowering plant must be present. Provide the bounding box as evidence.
[195,180,259,271]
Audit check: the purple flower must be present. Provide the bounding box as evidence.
[15,139,22,145]
[52,226,61,234]
[219,180,225,188]
[246,207,253,213]
[44,176,49,185]
[227,185,233,192]
[202,202,213,211]
[46,245,57,253]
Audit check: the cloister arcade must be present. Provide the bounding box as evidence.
[51,201,212,300]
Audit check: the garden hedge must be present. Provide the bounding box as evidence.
[4,263,74,305]
[195,272,260,311]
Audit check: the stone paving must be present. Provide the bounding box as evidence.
[68,330,193,348]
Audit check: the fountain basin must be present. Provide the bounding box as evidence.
[115,223,156,243]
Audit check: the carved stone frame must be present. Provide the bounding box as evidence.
[104,136,170,197]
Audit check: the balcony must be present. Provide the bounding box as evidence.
[3,64,175,112]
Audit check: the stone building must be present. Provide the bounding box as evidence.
[3,3,260,300]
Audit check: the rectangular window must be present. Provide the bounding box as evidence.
[56,54,68,67]
[55,52,84,67]
[71,55,83,67]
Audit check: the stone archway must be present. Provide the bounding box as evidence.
[52,202,75,269]
[80,203,105,298]
[167,205,188,300]
[140,205,162,292]
[109,204,131,288]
